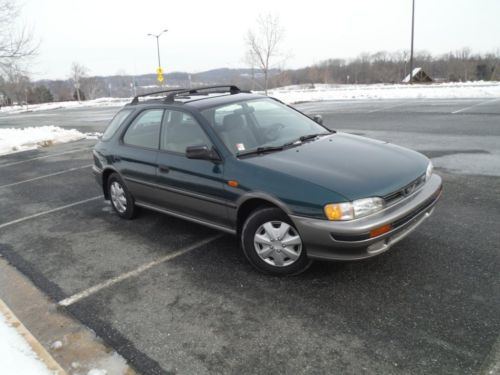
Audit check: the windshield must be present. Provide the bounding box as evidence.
[200,98,329,155]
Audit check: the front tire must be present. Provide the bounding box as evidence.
[107,173,138,219]
[241,207,312,275]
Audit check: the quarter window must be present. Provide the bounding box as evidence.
[102,109,133,141]
[123,109,163,149]
[161,110,212,154]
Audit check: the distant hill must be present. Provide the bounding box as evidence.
[34,68,278,101]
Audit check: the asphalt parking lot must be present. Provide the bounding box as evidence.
[0,98,499,374]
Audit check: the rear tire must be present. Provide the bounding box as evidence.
[241,207,312,276]
[107,173,138,219]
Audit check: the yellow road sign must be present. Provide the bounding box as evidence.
[156,66,164,83]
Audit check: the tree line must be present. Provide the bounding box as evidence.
[267,48,500,88]
[242,14,499,91]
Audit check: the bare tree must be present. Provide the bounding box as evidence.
[2,65,30,104]
[69,62,88,101]
[81,76,100,100]
[491,49,500,80]
[243,50,258,91]
[246,14,284,94]
[0,0,38,74]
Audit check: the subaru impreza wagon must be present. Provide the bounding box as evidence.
[93,85,442,275]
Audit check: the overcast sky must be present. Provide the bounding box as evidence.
[21,0,500,80]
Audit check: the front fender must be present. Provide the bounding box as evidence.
[235,191,293,216]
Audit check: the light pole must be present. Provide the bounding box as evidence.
[409,0,415,83]
[147,29,168,84]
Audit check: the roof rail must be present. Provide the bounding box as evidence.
[164,85,242,103]
[130,88,187,105]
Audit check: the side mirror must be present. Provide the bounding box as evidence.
[311,114,323,125]
[186,145,221,161]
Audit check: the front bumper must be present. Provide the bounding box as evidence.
[92,165,103,186]
[291,174,442,261]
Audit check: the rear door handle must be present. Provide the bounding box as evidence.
[113,155,121,162]
[158,164,170,173]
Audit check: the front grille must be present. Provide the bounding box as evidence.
[392,186,441,229]
[331,185,441,242]
[383,174,426,204]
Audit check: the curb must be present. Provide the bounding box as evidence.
[0,298,67,375]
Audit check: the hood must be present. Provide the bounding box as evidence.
[241,133,429,201]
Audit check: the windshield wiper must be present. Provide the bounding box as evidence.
[300,132,331,142]
[237,132,332,157]
[281,132,331,148]
[237,145,284,157]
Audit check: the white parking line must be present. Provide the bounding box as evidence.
[451,98,500,114]
[0,196,102,230]
[0,164,92,189]
[57,234,224,307]
[0,148,93,169]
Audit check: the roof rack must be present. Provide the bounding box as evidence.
[164,85,242,103]
[130,88,187,105]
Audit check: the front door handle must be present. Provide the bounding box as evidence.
[113,155,121,162]
[158,164,170,173]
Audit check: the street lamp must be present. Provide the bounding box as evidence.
[147,29,168,78]
[408,0,415,84]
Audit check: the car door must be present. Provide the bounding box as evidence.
[116,108,163,204]
[155,109,230,227]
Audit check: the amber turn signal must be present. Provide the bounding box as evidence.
[369,224,392,238]
[227,180,239,187]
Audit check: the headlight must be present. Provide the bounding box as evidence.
[324,197,385,221]
[425,161,433,181]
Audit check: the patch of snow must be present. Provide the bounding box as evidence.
[402,67,423,83]
[87,369,107,375]
[0,312,54,375]
[265,81,500,104]
[0,126,100,156]
[0,97,130,114]
[50,340,63,350]
[84,132,103,140]
[87,351,129,375]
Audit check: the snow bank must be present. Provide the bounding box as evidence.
[267,81,500,104]
[0,312,54,375]
[1,81,499,113]
[0,126,98,155]
[0,97,130,114]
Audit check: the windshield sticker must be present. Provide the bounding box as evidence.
[236,143,245,151]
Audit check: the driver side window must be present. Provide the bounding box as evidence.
[161,110,212,154]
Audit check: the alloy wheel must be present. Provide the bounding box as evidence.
[110,181,127,213]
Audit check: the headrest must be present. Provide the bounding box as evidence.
[222,113,246,131]
[169,110,184,124]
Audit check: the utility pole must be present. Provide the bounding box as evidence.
[409,0,416,84]
[147,29,168,85]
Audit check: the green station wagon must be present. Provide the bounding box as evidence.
[93,86,442,275]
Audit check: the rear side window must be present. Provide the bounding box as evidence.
[123,109,163,149]
[102,109,133,141]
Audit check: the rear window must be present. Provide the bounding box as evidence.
[102,109,133,141]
